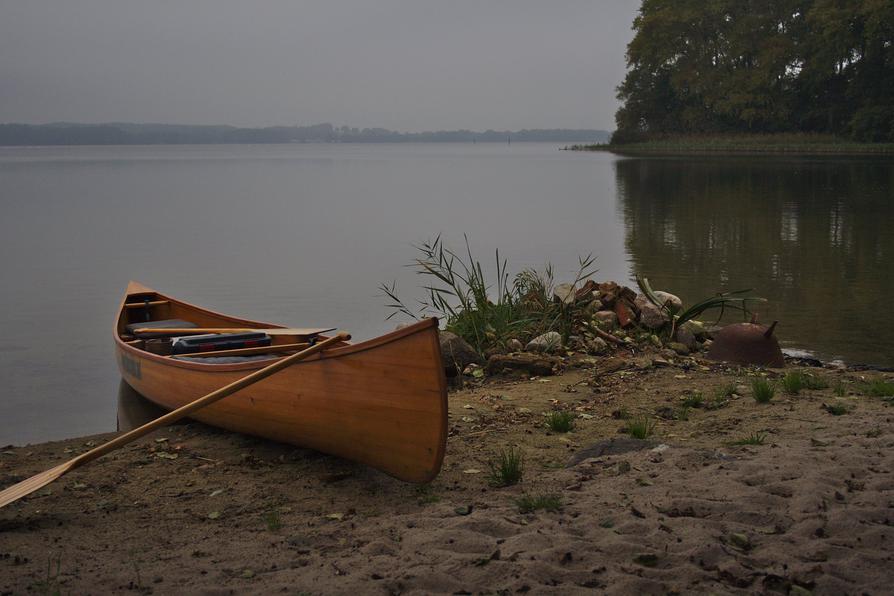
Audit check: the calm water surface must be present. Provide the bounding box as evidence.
[0,144,891,444]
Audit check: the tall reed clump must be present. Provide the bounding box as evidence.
[381,235,596,354]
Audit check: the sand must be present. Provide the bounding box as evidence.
[1,358,892,594]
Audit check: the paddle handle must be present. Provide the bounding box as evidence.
[71,332,350,469]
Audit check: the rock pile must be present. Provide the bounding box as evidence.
[437,279,717,381]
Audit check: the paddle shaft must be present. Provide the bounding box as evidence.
[0,332,350,509]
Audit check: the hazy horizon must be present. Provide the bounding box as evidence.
[0,1,639,131]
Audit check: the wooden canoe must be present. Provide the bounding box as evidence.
[114,281,447,483]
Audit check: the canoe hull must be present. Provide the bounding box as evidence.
[115,284,447,483]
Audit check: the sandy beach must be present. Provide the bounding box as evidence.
[1,357,892,595]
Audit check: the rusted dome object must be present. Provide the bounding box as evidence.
[706,320,785,368]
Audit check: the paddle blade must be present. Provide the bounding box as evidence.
[0,462,72,509]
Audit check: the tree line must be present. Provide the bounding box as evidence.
[0,123,609,146]
[614,0,894,143]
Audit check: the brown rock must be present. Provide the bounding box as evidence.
[614,301,634,328]
[438,331,483,376]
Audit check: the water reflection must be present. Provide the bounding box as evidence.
[116,380,166,432]
[616,156,894,366]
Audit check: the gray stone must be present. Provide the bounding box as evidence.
[587,337,609,354]
[438,331,483,376]
[553,283,576,305]
[674,325,698,350]
[637,299,669,330]
[593,310,618,329]
[679,320,707,339]
[667,342,690,355]
[525,331,562,353]
[567,438,656,467]
[506,338,524,352]
[653,290,683,312]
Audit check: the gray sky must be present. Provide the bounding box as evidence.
[0,0,638,131]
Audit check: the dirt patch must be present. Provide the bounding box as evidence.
[1,358,892,594]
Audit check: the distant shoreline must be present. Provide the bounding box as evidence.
[0,122,610,147]
[565,134,894,156]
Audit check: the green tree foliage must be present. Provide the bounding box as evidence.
[614,0,894,142]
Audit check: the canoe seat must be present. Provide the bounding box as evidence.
[127,319,197,338]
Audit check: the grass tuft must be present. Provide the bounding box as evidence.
[545,411,575,433]
[625,416,656,440]
[751,378,775,403]
[782,372,804,394]
[488,447,524,487]
[822,403,850,416]
[264,510,282,531]
[515,493,562,513]
[731,432,768,445]
[681,391,704,408]
[859,379,894,397]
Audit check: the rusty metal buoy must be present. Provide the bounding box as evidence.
[706,317,785,368]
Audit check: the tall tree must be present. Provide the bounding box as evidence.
[614,0,894,142]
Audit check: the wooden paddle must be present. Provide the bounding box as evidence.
[130,327,336,337]
[0,332,350,510]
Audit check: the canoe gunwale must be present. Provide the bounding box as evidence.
[115,282,440,373]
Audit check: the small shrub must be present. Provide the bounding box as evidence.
[833,381,846,397]
[545,411,575,433]
[751,379,775,403]
[866,427,882,438]
[675,406,690,421]
[489,447,524,487]
[732,432,767,445]
[626,416,656,439]
[782,372,804,395]
[681,392,704,408]
[515,493,562,513]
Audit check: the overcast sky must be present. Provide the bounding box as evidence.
[0,1,638,131]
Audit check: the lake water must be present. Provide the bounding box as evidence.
[1,144,892,445]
